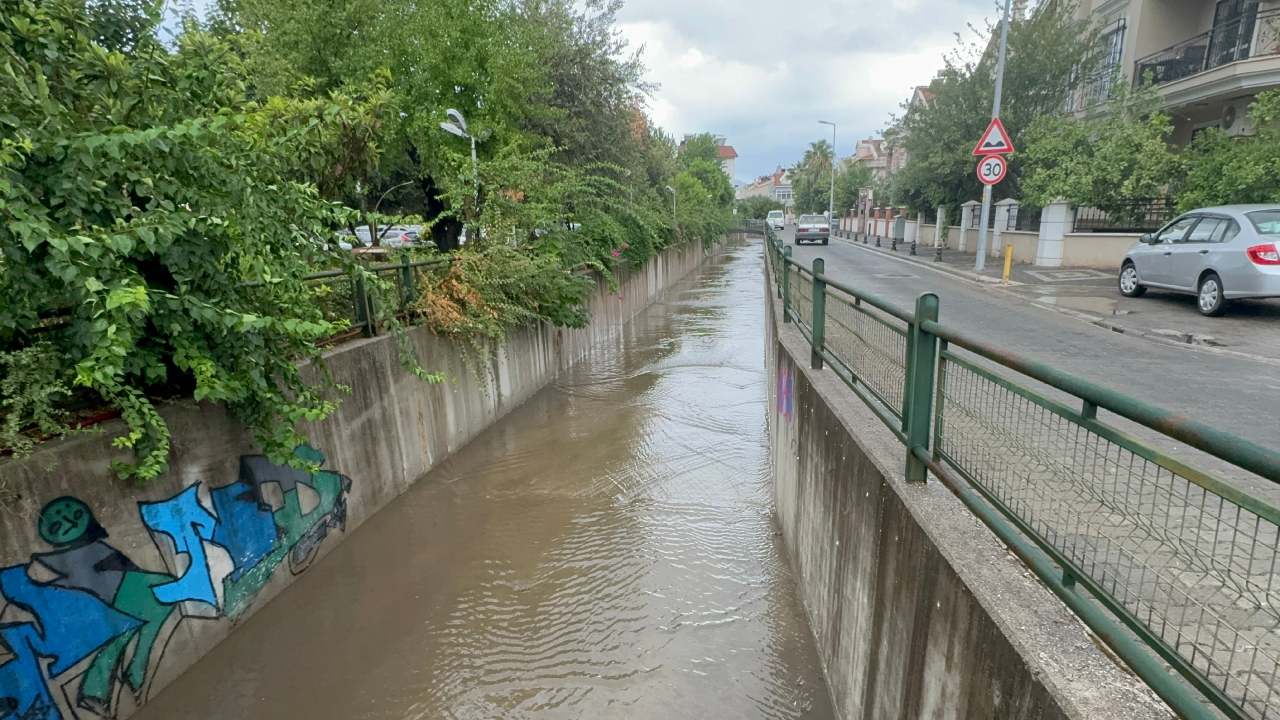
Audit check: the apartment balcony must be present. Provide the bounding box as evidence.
[1134,6,1280,106]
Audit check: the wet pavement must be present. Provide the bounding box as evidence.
[838,233,1280,360]
[134,241,834,720]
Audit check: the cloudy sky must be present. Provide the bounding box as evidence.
[614,0,997,183]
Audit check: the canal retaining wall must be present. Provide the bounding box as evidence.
[0,238,726,720]
[764,257,1168,719]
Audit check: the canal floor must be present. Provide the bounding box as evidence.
[135,241,834,720]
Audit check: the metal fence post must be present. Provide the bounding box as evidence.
[399,255,416,311]
[904,292,940,482]
[811,258,826,369]
[353,271,376,337]
[781,246,792,323]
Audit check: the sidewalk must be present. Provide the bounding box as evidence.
[832,230,1280,363]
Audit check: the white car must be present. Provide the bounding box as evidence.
[767,210,785,231]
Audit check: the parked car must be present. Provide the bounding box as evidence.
[1118,205,1280,316]
[795,214,830,245]
[767,210,785,231]
[339,225,421,249]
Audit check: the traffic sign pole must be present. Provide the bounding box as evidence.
[975,0,1013,273]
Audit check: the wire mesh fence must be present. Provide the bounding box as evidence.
[788,263,813,333]
[935,350,1280,720]
[823,293,908,420]
[764,223,1280,719]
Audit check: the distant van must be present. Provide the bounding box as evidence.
[767,210,785,230]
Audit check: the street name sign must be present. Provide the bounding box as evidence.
[976,155,1008,186]
[972,117,1015,156]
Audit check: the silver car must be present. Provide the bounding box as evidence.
[1119,205,1280,316]
[795,214,830,245]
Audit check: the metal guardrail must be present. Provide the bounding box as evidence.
[276,256,451,343]
[763,224,1280,720]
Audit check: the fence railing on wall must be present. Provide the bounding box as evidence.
[1006,204,1042,233]
[1073,198,1176,234]
[764,224,1280,720]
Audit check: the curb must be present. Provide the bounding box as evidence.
[831,232,1021,286]
[827,232,1280,368]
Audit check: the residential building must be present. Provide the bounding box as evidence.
[1073,0,1280,143]
[736,167,794,207]
[717,144,738,179]
[772,169,794,206]
[681,133,738,179]
[849,138,896,181]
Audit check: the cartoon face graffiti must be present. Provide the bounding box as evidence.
[37,497,98,547]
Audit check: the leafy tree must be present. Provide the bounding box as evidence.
[792,140,834,214]
[834,162,872,216]
[1,0,732,479]
[892,1,1103,211]
[1021,85,1181,220]
[0,0,385,478]
[737,196,784,219]
[1178,91,1280,211]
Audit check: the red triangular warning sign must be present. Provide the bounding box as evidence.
[972,117,1015,156]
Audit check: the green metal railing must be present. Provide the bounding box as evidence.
[281,256,451,343]
[764,225,1280,720]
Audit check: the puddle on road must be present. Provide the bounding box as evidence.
[135,242,834,720]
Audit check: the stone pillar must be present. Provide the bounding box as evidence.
[935,206,946,247]
[959,200,980,252]
[993,198,1019,258]
[1036,200,1074,267]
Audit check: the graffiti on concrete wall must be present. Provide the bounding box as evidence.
[0,445,351,720]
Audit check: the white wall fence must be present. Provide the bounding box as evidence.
[841,199,1143,270]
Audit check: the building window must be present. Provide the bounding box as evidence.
[1083,19,1126,106]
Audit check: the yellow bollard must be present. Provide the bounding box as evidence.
[1001,244,1014,285]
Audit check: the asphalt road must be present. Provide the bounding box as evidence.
[778,226,1280,498]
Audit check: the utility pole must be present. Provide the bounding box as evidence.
[819,121,836,225]
[975,0,1013,272]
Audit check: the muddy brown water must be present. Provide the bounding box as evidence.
[135,241,834,720]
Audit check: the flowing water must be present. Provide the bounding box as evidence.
[136,240,834,720]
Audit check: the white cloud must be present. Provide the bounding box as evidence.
[617,0,995,183]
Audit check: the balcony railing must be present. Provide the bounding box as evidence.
[1134,7,1280,87]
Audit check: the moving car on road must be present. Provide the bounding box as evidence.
[1118,205,1280,316]
[795,214,830,245]
[767,210,785,231]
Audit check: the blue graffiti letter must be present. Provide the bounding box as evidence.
[139,485,224,607]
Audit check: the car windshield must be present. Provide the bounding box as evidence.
[1246,210,1280,237]
[798,215,823,224]
[767,211,783,218]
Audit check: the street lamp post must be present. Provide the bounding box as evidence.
[665,185,678,241]
[440,108,484,237]
[819,120,836,227]
[974,0,1013,272]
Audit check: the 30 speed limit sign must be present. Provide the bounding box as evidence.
[976,155,1008,186]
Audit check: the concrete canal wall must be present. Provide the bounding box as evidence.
[0,238,726,720]
[763,259,1167,719]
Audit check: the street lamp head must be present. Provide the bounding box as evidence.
[439,121,469,139]
[665,185,675,195]
[818,120,835,127]
[445,108,468,132]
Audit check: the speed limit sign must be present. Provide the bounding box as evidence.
[976,155,1007,186]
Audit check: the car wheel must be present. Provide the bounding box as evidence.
[821,239,829,245]
[1197,272,1227,316]
[1118,262,1145,298]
